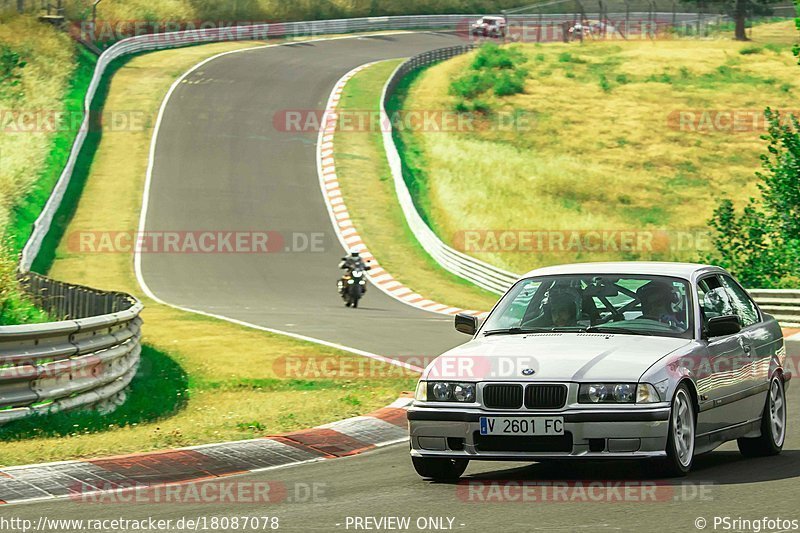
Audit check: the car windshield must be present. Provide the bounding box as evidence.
[481,274,694,339]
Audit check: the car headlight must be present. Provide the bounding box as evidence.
[579,383,661,404]
[415,381,476,403]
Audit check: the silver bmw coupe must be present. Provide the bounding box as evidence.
[409,262,789,479]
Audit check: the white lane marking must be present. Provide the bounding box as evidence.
[134,32,442,374]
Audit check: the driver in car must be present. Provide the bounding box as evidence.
[637,281,685,329]
[546,286,582,327]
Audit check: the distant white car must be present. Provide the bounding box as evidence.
[409,262,789,480]
[471,16,506,37]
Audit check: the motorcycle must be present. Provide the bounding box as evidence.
[339,268,366,308]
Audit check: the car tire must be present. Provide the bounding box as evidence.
[658,384,695,477]
[738,376,785,457]
[412,456,468,481]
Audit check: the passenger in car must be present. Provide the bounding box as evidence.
[637,281,686,328]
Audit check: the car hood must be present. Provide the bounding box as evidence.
[422,333,691,382]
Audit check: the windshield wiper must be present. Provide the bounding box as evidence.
[584,325,647,336]
[483,326,581,336]
[483,327,554,336]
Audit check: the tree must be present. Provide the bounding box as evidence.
[683,0,782,40]
[706,109,800,288]
[794,1,799,62]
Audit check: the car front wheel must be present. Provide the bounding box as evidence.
[738,376,786,457]
[412,456,468,481]
[659,384,695,477]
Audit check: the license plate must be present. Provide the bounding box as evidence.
[479,416,564,436]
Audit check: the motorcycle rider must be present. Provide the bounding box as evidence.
[338,249,370,299]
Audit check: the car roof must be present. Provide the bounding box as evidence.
[480,16,504,19]
[521,261,726,281]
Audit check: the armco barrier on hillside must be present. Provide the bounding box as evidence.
[0,272,142,424]
[19,15,489,273]
[379,45,800,326]
[19,12,713,274]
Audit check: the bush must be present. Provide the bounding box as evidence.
[0,44,26,100]
[739,45,762,55]
[450,71,493,99]
[599,73,611,92]
[471,43,527,70]
[706,109,800,288]
[493,70,526,96]
[558,52,586,63]
[449,43,528,110]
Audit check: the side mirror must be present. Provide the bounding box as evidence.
[455,313,478,335]
[706,315,741,338]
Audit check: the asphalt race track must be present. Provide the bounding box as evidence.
[7,33,800,532]
[9,382,800,531]
[139,32,468,362]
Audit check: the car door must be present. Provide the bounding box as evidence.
[694,275,751,436]
[719,274,771,422]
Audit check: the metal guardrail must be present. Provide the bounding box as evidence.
[381,45,519,295]
[380,45,800,327]
[748,290,800,328]
[18,15,490,273]
[0,272,143,424]
[20,11,720,273]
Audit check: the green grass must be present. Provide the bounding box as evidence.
[8,47,97,262]
[0,16,94,325]
[0,242,50,325]
[393,21,800,275]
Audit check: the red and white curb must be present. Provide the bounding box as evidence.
[0,398,412,505]
[316,62,487,320]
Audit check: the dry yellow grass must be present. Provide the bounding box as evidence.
[399,21,800,274]
[0,39,415,466]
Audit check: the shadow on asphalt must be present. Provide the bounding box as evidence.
[358,35,399,41]
[455,450,800,485]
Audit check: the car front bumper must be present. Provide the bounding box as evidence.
[408,406,670,460]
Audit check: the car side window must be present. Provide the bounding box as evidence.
[719,275,760,327]
[697,276,734,326]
